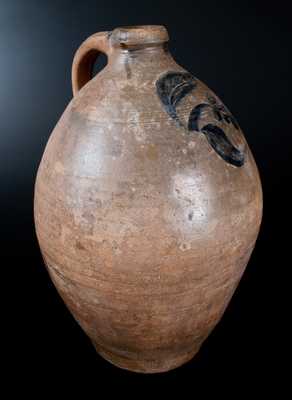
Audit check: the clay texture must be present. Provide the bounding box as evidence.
[34,25,263,373]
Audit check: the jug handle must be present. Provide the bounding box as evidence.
[71,32,110,96]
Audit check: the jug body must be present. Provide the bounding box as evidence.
[34,26,262,373]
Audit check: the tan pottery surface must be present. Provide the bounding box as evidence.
[34,25,263,373]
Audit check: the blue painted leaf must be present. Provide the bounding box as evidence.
[156,72,197,126]
[188,103,211,131]
[201,124,244,167]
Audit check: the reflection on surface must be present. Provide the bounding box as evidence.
[171,172,213,240]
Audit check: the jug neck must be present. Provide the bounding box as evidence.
[109,42,171,63]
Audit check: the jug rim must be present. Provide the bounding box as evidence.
[109,25,169,47]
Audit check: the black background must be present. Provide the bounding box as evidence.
[1,0,291,393]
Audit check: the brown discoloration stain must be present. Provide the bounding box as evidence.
[124,57,132,79]
[145,143,158,161]
[34,25,263,374]
[75,241,86,251]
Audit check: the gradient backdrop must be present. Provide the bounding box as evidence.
[1,0,290,392]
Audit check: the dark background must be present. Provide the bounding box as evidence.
[1,0,291,393]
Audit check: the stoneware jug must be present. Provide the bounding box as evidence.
[34,25,263,373]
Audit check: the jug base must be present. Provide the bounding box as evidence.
[93,342,200,373]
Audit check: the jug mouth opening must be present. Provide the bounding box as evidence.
[109,25,169,48]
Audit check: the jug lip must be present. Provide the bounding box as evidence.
[109,25,169,47]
